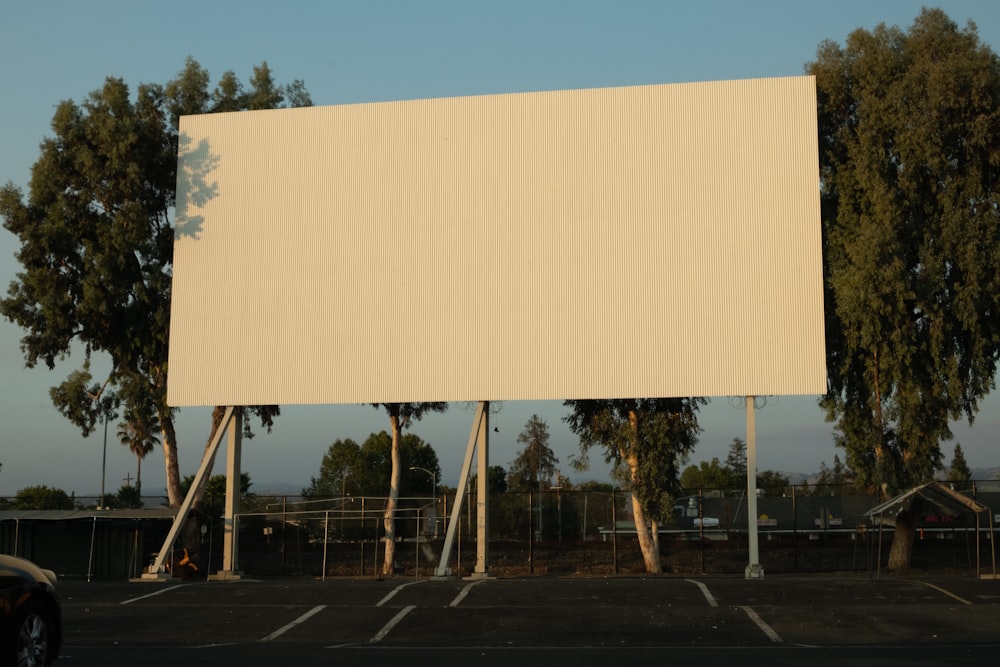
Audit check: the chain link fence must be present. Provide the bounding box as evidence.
[228,482,1000,578]
[4,481,997,579]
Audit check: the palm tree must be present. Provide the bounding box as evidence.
[117,404,160,499]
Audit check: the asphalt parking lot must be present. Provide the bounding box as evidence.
[56,573,1000,666]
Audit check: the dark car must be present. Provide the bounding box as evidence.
[1,554,61,667]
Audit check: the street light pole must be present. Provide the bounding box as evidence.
[100,413,108,510]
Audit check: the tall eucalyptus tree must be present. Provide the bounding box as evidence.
[1,58,311,507]
[811,8,1000,570]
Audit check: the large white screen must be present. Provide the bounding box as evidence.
[168,76,825,407]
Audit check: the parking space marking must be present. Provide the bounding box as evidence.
[376,580,425,607]
[370,605,416,643]
[740,606,783,643]
[918,581,972,605]
[261,604,327,642]
[120,584,186,605]
[449,579,488,607]
[684,579,718,607]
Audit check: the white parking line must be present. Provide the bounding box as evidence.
[740,605,783,643]
[261,605,327,642]
[120,584,185,605]
[919,581,972,605]
[370,605,416,643]
[449,579,488,607]
[684,579,718,607]
[376,580,425,607]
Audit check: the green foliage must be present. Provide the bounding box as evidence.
[680,457,737,491]
[812,8,1000,495]
[372,402,448,428]
[755,470,791,496]
[180,472,254,518]
[111,484,142,509]
[508,414,558,492]
[946,444,972,483]
[14,485,74,510]
[564,398,703,523]
[304,431,441,499]
[572,480,615,493]
[486,465,508,494]
[117,396,160,491]
[681,455,790,496]
[810,455,855,496]
[0,58,310,506]
[724,438,747,478]
[303,438,361,498]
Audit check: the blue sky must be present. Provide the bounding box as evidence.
[2,1,999,498]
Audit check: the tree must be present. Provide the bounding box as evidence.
[946,444,972,483]
[370,402,447,576]
[116,399,160,497]
[0,57,311,509]
[811,455,854,496]
[180,472,254,519]
[303,438,362,498]
[565,398,703,573]
[14,485,73,510]
[112,484,142,509]
[755,470,791,496]
[508,415,558,492]
[304,432,441,502]
[486,465,509,495]
[724,438,747,480]
[680,457,737,492]
[811,8,1000,572]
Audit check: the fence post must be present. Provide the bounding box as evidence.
[612,487,618,575]
[699,487,705,573]
[528,491,534,575]
[792,484,798,571]
[322,510,329,581]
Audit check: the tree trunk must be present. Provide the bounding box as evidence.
[382,413,402,576]
[624,407,661,574]
[629,489,661,573]
[887,510,917,572]
[160,412,182,507]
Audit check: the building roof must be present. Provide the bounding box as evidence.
[864,481,990,524]
[0,508,177,521]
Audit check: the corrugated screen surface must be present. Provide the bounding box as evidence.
[168,76,825,406]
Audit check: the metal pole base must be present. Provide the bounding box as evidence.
[208,570,243,582]
[744,563,765,579]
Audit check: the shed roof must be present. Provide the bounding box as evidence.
[0,508,177,521]
[865,481,989,523]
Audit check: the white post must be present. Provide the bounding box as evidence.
[472,401,490,579]
[143,406,234,579]
[745,396,764,579]
[434,401,485,577]
[215,408,243,580]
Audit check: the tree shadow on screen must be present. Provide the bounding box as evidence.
[175,132,219,240]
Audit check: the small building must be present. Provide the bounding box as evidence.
[0,508,176,580]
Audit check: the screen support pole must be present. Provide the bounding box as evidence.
[434,401,490,578]
[745,395,764,579]
[143,406,235,579]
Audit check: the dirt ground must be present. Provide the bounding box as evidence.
[238,531,989,579]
